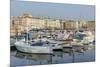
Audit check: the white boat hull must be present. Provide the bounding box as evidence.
[15,41,53,54]
[16,45,53,54]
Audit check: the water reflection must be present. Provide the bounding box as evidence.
[11,48,95,66]
[15,50,53,64]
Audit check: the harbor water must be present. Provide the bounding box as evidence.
[10,48,95,66]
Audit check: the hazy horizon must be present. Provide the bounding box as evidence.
[11,0,95,21]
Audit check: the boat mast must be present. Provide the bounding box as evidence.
[24,13,29,43]
[26,16,29,44]
[14,20,18,42]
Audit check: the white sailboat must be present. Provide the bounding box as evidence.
[15,39,53,54]
[14,20,53,54]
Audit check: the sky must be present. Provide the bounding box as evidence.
[10,0,95,20]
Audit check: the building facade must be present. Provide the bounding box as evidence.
[10,14,95,36]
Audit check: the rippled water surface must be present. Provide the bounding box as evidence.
[10,48,95,66]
